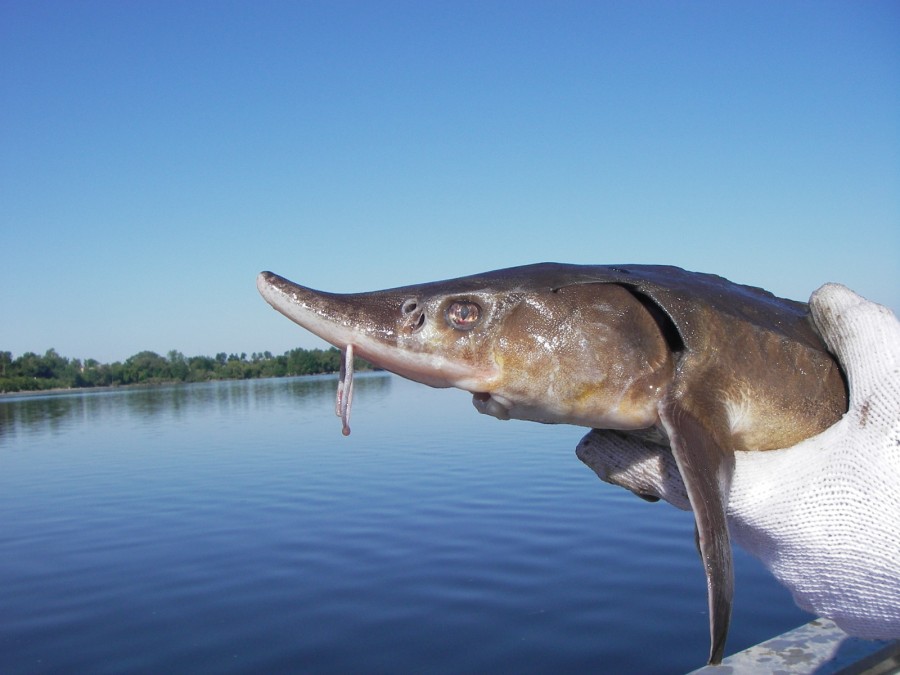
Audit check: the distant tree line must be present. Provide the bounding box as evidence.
[0,347,376,393]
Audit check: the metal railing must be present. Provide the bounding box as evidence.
[688,618,900,674]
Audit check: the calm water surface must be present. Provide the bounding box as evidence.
[0,375,810,674]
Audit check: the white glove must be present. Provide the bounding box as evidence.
[576,283,900,639]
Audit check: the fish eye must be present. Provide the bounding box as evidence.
[445,301,481,330]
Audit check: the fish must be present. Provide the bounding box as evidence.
[256,263,847,665]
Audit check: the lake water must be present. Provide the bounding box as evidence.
[0,374,811,674]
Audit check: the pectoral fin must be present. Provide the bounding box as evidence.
[659,400,734,665]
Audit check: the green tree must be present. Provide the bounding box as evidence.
[123,351,169,384]
[167,350,189,381]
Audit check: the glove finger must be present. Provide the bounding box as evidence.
[809,283,900,399]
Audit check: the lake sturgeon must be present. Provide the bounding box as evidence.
[256,263,848,665]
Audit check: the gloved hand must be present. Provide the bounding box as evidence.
[576,283,900,639]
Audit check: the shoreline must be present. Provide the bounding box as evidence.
[0,371,388,400]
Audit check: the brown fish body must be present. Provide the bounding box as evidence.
[606,264,847,452]
[257,262,847,665]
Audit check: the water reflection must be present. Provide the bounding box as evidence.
[0,374,392,445]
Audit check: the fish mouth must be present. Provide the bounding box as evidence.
[471,391,513,420]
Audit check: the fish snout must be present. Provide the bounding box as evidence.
[257,271,312,313]
[257,271,357,349]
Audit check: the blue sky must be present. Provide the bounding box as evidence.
[2,1,898,362]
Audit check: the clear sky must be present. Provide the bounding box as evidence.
[2,1,898,362]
